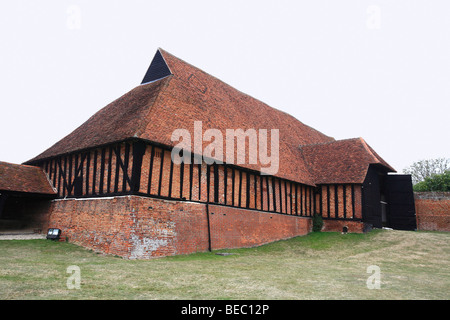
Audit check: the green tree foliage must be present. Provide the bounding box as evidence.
[413,170,450,192]
[403,158,449,185]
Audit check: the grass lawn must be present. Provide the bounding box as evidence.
[0,229,448,300]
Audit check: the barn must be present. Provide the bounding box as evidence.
[0,48,416,258]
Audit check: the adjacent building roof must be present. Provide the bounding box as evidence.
[301,138,396,184]
[26,48,395,186]
[0,161,56,195]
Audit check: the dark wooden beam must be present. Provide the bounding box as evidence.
[325,185,329,218]
[85,152,90,195]
[114,146,121,193]
[92,150,98,194]
[343,184,347,219]
[290,182,293,215]
[198,163,202,200]
[180,160,184,199]
[351,184,355,219]
[189,153,193,200]
[259,175,264,210]
[107,146,113,194]
[238,170,242,207]
[206,164,211,203]
[294,183,298,215]
[300,185,303,216]
[158,148,165,197]
[122,143,130,192]
[214,164,219,203]
[254,174,258,209]
[168,153,174,198]
[272,177,276,212]
[231,168,235,206]
[100,148,106,194]
[130,141,146,194]
[147,146,155,195]
[63,156,67,197]
[246,172,250,208]
[224,164,227,205]
[335,184,339,218]
[68,155,73,196]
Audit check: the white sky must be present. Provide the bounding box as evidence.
[0,0,449,172]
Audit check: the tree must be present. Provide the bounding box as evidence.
[403,158,450,185]
[413,171,450,192]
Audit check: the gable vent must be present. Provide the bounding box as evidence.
[141,49,172,84]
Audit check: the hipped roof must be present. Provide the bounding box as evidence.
[27,48,395,186]
[301,138,396,184]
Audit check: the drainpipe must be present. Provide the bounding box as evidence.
[205,164,212,252]
[205,202,212,252]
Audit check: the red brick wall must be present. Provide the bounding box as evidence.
[415,192,450,232]
[321,219,365,233]
[208,204,311,250]
[46,195,313,259]
[48,196,209,258]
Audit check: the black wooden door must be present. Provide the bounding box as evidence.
[385,175,416,231]
[362,166,383,228]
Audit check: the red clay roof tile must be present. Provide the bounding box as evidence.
[0,161,56,195]
[300,138,395,184]
[26,49,395,186]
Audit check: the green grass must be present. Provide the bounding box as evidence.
[0,229,449,300]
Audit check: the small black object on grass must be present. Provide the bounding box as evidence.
[46,228,61,240]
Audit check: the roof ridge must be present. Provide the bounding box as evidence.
[358,137,396,172]
[0,160,42,170]
[159,48,323,130]
[358,137,379,163]
[297,147,317,186]
[300,137,358,148]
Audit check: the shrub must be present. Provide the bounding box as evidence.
[413,170,450,192]
[312,213,323,232]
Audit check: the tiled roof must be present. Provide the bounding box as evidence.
[0,162,56,195]
[27,48,335,185]
[27,77,171,163]
[137,49,335,185]
[300,138,396,184]
[26,48,395,185]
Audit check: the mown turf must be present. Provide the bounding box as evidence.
[0,229,448,300]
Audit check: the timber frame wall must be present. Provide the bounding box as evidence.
[319,184,363,221]
[30,138,362,221]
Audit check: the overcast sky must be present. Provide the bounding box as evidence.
[0,0,449,173]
